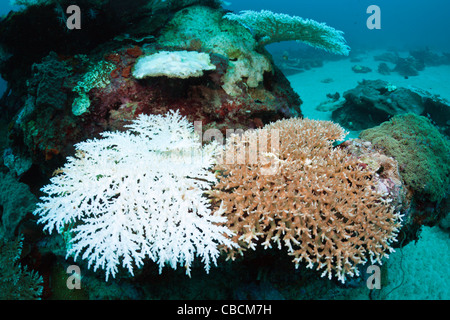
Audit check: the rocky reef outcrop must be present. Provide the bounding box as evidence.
[1,2,303,179]
[331,79,450,137]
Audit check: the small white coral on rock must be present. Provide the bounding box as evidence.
[34,110,236,280]
[132,50,216,79]
[156,6,273,96]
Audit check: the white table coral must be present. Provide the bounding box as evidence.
[224,10,350,55]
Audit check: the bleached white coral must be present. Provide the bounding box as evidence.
[156,6,273,96]
[33,110,236,280]
[224,10,350,55]
[132,50,216,79]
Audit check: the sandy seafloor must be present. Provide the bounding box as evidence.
[287,49,450,139]
[286,49,450,299]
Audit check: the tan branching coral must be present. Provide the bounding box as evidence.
[210,118,403,283]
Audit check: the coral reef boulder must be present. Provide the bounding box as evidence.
[377,62,391,75]
[1,3,303,177]
[331,79,450,135]
[351,65,371,73]
[393,56,424,77]
[372,49,450,77]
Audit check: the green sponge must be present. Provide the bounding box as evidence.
[360,113,450,202]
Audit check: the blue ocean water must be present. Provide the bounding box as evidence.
[0,0,448,301]
[226,0,450,51]
[2,0,450,49]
